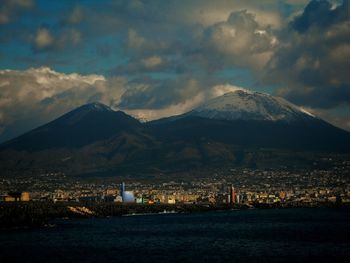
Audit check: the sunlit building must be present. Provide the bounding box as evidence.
[120,182,135,203]
[3,192,30,202]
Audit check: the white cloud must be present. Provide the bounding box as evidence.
[142,56,162,68]
[34,28,54,49]
[126,93,205,121]
[203,10,277,70]
[210,84,250,97]
[33,27,83,51]
[0,67,126,141]
[123,83,250,121]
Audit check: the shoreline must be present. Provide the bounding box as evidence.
[1,201,349,229]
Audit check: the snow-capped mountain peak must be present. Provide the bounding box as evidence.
[187,90,317,122]
[82,102,113,112]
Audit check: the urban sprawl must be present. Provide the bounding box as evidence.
[1,161,350,206]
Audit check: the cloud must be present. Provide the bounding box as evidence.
[126,29,171,56]
[114,55,187,75]
[119,76,248,120]
[291,0,349,32]
[142,56,162,68]
[0,67,251,140]
[115,56,164,74]
[58,28,82,47]
[118,77,202,110]
[197,10,278,71]
[125,93,206,121]
[0,0,33,24]
[210,84,249,97]
[122,9,278,75]
[0,67,126,142]
[127,29,145,50]
[162,0,285,29]
[122,83,251,122]
[34,28,54,49]
[67,6,84,24]
[122,11,270,76]
[33,27,82,51]
[264,0,350,109]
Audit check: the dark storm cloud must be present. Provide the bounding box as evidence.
[119,9,277,77]
[266,0,350,109]
[292,0,350,32]
[118,77,203,110]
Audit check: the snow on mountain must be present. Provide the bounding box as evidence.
[187,89,317,122]
[80,102,113,112]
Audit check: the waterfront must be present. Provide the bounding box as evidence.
[2,163,350,205]
[1,208,350,262]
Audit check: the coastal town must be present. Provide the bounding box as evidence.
[2,159,350,206]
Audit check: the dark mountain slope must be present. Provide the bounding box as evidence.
[148,91,350,152]
[0,103,142,151]
[148,116,350,152]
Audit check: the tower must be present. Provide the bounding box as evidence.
[120,182,125,201]
[230,185,235,205]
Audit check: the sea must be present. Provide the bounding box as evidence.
[1,208,350,262]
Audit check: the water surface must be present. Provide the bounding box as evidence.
[1,208,350,262]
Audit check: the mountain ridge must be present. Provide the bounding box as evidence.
[1,93,350,177]
[184,90,317,122]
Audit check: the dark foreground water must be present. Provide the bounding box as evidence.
[1,208,350,262]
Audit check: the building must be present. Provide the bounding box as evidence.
[21,192,30,201]
[120,182,135,203]
[236,193,240,204]
[114,195,123,203]
[3,192,30,202]
[229,185,235,205]
[167,196,176,204]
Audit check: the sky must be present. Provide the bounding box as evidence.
[0,0,350,142]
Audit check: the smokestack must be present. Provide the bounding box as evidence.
[120,182,125,199]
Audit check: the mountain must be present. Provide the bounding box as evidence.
[0,102,159,176]
[149,90,350,152]
[1,93,350,177]
[0,102,142,151]
[186,90,316,122]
